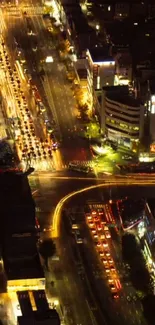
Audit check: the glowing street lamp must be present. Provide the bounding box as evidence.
[96,24,100,31]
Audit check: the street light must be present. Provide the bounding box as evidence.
[96,24,100,31]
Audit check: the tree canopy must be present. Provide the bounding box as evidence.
[122,233,153,294]
[39,238,56,269]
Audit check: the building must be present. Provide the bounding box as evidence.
[82,1,150,21]
[17,309,60,325]
[2,234,45,293]
[118,197,146,231]
[100,85,144,148]
[63,1,96,54]
[74,58,93,110]
[86,47,115,89]
[14,290,60,324]
[114,49,132,85]
[0,172,36,240]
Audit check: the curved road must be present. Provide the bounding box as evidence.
[45,175,155,325]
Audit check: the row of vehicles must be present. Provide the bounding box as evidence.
[86,208,121,299]
[28,78,58,149]
[68,214,83,244]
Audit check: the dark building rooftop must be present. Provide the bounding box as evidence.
[106,93,141,107]
[17,308,60,325]
[102,85,141,107]
[149,78,155,94]
[0,172,35,237]
[3,234,38,259]
[88,46,113,63]
[17,291,32,316]
[3,241,44,280]
[33,290,49,312]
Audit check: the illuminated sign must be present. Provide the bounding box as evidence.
[93,61,115,66]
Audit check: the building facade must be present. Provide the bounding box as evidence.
[100,86,144,148]
[86,49,115,89]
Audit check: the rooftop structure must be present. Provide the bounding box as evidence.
[17,310,60,325]
[86,48,115,89]
[3,238,43,280]
[88,46,113,64]
[17,291,60,325]
[64,1,96,53]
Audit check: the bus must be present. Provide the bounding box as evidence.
[68,163,90,173]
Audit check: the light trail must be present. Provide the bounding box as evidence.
[52,179,155,239]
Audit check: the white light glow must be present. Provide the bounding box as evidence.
[97,76,100,89]
[93,61,115,66]
[45,56,54,63]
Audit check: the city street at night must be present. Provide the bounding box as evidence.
[1,1,155,325]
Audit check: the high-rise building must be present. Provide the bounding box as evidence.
[100,85,144,149]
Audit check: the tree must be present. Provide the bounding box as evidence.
[122,233,139,262]
[39,238,56,270]
[122,233,154,294]
[142,294,155,325]
[130,264,153,294]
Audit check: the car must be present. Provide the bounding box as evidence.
[112,292,119,299]
[122,155,133,160]
[101,258,108,265]
[110,266,116,274]
[75,230,83,244]
[88,221,94,227]
[94,217,99,222]
[105,266,110,273]
[110,284,117,291]
[102,240,108,248]
[97,225,102,231]
[99,250,104,257]
[105,230,111,238]
[107,258,113,264]
[105,250,110,257]
[43,226,52,232]
[91,228,96,234]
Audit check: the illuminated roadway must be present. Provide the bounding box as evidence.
[29,172,155,325]
[0,2,154,325]
[22,2,92,164]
